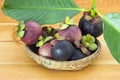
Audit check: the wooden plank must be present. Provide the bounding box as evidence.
[0,41,118,66]
[0,65,120,80]
[0,41,38,65]
[0,25,16,41]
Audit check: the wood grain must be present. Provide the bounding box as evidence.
[0,65,120,80]
[0,0,120,80]
[0,26,15,41]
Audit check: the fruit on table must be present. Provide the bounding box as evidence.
[51,40,74,61]
[79,12,103,37]
[38,43,52,58]
[17,21,43,45]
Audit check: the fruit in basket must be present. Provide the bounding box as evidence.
[16,21,43,45]
[69,47,86,60]
[51,40,74,61]
[79,12,103,37]
[57,25,82,47]
[38,43,52,58]
[37,36,56,58]
[15,17,98,61]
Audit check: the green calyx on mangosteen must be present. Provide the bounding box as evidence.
[81,34,98,52]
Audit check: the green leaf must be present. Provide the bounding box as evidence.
[102,13,120,63]
[2,0,82,24]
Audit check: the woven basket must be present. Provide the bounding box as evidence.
[25,40,101,70]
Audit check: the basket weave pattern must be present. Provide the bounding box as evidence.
[26,41,101,70]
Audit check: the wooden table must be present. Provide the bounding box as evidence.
[0,0,120,80]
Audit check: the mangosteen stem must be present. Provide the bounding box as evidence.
[92,0,103,18]
[82,0,103,18]
[90,0,97,17]
[92,0,97,9]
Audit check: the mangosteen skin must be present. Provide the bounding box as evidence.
[51,40,74,61]
[69,47,87,61]
[79,16,103,37]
